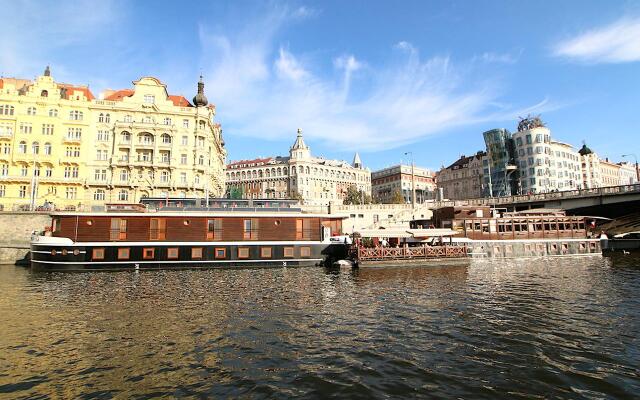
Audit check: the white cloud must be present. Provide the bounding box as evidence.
[198,12,546,152]
[291,6,320,19]
[553,17,640,63]
[473,51,521,64]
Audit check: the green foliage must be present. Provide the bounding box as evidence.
[229,186,243,199]
[343,185,373,205]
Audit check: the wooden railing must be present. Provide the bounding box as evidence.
[356,244,468,262]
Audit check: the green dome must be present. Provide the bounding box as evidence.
[578,143,593,156]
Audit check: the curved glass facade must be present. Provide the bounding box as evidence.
[482,128,518,196]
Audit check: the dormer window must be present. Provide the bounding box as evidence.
[144,95,155,104]
[41,90,48,97]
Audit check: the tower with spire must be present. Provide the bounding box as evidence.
[352,152,362,169]
[289,128,311,160]
[192,75,208,107]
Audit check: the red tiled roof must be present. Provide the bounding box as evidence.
[104,89,134,101]
[58,83,95,100]
[0,79,3,89]
[168,95,192,107]
[227,157,274,168]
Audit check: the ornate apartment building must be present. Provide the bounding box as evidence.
[226,129,370,206]
[371,164,436,204]
[0,67,226,210]
[436,151,486,200]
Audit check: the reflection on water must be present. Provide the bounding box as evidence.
[0,256,639,399]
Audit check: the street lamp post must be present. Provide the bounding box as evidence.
[404,152,415,210]
[622,154,640,183]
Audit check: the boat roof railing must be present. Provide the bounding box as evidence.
[150,206,303,213]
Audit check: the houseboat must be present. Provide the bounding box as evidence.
[30,205,349,271]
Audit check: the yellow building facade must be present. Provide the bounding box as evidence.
[0,67,226,210]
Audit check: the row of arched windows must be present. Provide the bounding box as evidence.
[17,141,52,155]
[227,165,366,181]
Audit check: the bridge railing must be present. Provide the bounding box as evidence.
[431,183,640,207]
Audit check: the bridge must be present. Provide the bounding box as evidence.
[428,184,640,219]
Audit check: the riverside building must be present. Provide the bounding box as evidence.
[371,164,436,204]
[436,151,486,200]
[0,67,226,210]
[226,129,370,206]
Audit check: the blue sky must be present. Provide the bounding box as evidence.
[2,0,640,171]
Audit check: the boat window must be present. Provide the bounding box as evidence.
[52,217,61,233]
[215,248,226,259]
[191,247,203,259]
[92,248,104,260]
[300,246,311,257]
[117,248,130,260]
[110,218,127,241]
[296,219,312,240]
[207,219,223,240]
[283,247,295,258]
[150,218,166,240]
[167,248,179,259]
[260,247,272,258]
[238,247,250,259]
[143,248,155,260]
[243,219,259,240]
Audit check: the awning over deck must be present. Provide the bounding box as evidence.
[356,228,458,238]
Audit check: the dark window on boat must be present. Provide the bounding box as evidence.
[300,246,311,257]
[238,247,250,259]
[118,248,130,260]
[296,219,312,240]
[191,247,203,259]
[143,248,155,260]
[92,248,105,260]
[207,219,223,240]
[150,218,166,240]
[167,247,179,259]
[284,247,294,258]
[260,247,272,258]
[110,218,127,241]
[243,219,259,240]
[215,248,226,259]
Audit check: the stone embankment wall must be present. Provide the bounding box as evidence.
[0,212,50,264]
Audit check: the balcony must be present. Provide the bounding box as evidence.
[0,131,12,140]
[62,136,82,144]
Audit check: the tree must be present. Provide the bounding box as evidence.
[290,190,304,203]
[390,189,405,204]
[343,185,373,205]
[229,186,243,199]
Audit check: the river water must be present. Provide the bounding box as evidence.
[1,255,639,399]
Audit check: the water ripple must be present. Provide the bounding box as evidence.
[0,256,639,398]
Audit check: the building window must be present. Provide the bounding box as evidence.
[69,110,83,121]
[300,246,311,257]
[118,190,129,201]
[144,95,155,104]
[163,117,172,125]
[0,185,5,197]
[260,247,272,258]
[180,154,187,164]
[65,187,77,199]
[124,115,132,123]
[96,150,108,161]
[150,218,166,240]
[238,247,250,259]
[94,189,105,201]
[214,248,226,259]
[181,136,188,146]
[180,173,187,184]
[207,219,222,240]
[191,247,203,259]
[160,171,169,183]
[117,248,130,260]
[182,119,189,128]
[283,247,294,258]
[93,169,106,181]
[48,108,57,117]
[19,123,32,134]
[27,107,37,116]
[20,165,28,176]
[119,170,129,182]
[167,248,179,259]
[243,219,259,240]
[143,248,155,260]
[42,124,54,135]
[18,185,27,198]
[31,142,39,154]
[91,248,105,260]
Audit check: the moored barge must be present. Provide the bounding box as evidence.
[30,207,348,271]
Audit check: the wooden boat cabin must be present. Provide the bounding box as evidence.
[30,211,348,271]
[431,206,589,240]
